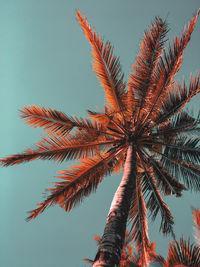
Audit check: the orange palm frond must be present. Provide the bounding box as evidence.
[125,85,136,118]
[20,105,101,136]
[87,108,127,136]
[154,74,200,128]
[76,10,127,118]
[111,147,126,174]
[140,9,200,127]
[0,133,117,166]
[27,152,116,221]
[128,16,168,121]
[166,237,200,266]
[192,207,200,246]
[87,109,110,126]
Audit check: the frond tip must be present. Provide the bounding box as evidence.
[76,9,127,117]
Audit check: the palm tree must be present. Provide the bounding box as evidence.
[1,8,200,267]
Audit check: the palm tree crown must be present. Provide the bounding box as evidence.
[1,8,200,267]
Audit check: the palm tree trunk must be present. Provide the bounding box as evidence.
[93,143,137,267]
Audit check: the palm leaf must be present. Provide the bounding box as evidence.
[149,136,200,165]
[140,9,200,127]
[0,133,117,166]
[140,156,174,236]
[154,148,200,191]
[155,110,200,138]
[87,108,128,136]
[153,74,200,128]
[148,155,186,197]
[20,105,102,136]
[167,237,200,266]
[26,152,116,221]
[143,171,174,236]
[76,10,127,117]
[87,109,110,126]
[129,179,150,267]
[128,16,168,121]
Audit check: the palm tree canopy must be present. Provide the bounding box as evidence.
[1,8,200,259]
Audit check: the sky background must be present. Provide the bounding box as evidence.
[0,1,200,266]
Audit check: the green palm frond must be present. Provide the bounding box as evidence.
[148,156,186,197]
[143,171,174,236]
[149,135,200,165]
[151,146,200,191]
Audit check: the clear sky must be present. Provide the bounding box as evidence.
[0,1,199,266]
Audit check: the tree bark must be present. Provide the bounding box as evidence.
[92,143,137,267]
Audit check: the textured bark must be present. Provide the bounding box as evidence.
[93,144,137,267]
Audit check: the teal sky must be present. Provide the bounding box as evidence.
[0,1,200,266]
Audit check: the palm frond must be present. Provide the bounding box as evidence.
[129,179,150,267]
[139,154,174,236]
[87,108,128,137]
[153,74,200,128]
[192,207,200,246]
[167,237,200,266]
[147,155,186,197]
[150,136,200,165]
[26,152,116,221]
[20,105,102,136]
[153,110,200,140]
[128,17,168,118]
[141,9,200,126]
[76,10,127,117]
[125,85,137,117]
[143,171,174,236]
[87,109,110,126]
[153,147,200,192]
[0,133,117,166]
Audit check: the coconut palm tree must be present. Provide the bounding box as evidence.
[1,9,200,267]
